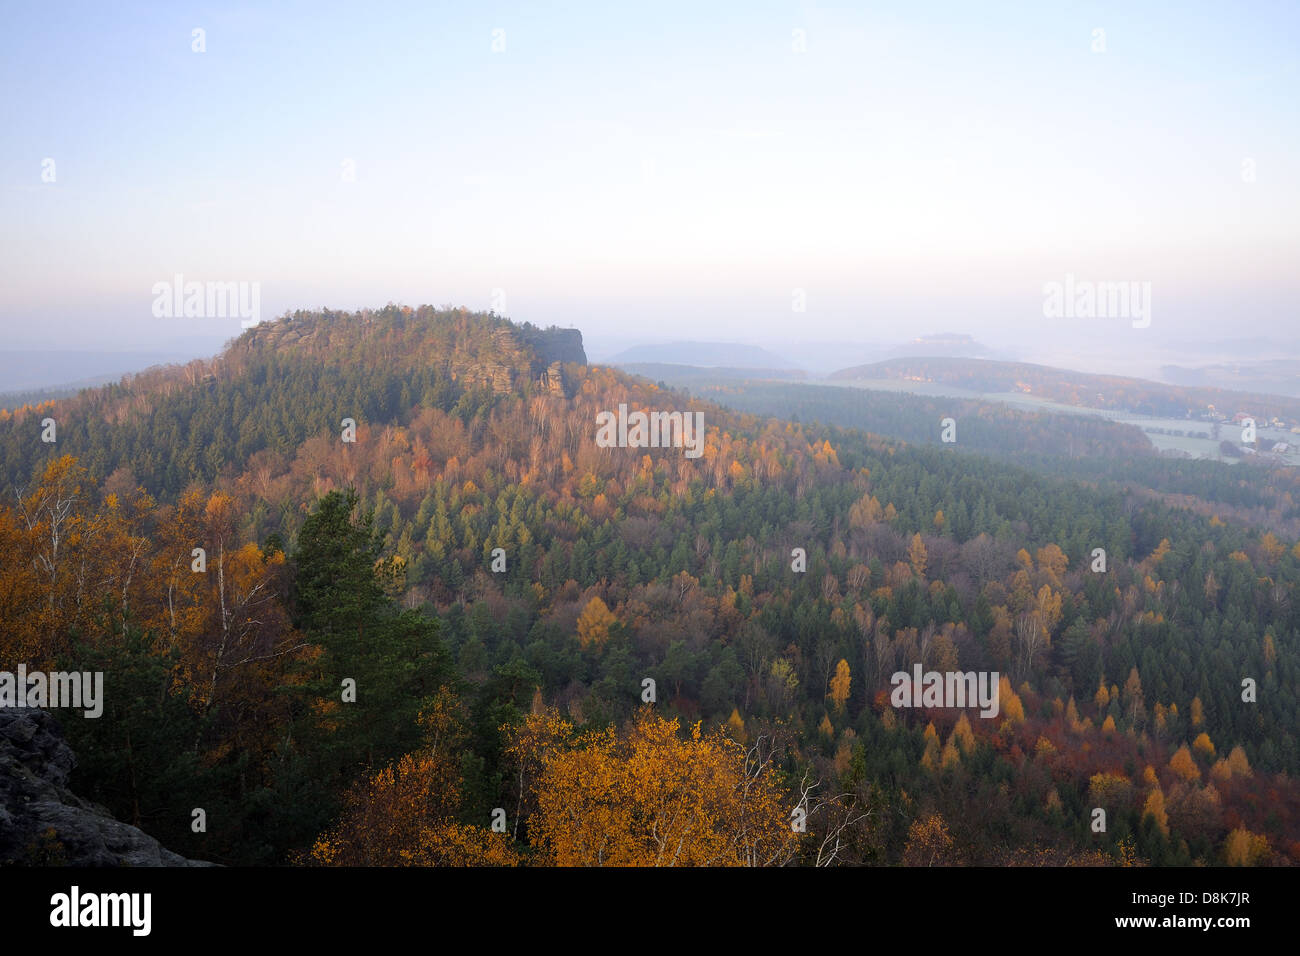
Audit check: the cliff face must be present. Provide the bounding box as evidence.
[0,708,214,867]
[452,325,585,397]
[527,327,586,366]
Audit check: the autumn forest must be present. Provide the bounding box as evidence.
[1,306,1296,867]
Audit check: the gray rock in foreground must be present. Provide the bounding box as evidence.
[0,707,215,866]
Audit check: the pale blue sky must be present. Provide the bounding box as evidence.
[2,1,1297,362]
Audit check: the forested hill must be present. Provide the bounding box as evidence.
[1,304,1297,868]
[238,305,586,376]
[0,305,587,498]
[830,357,1300,422]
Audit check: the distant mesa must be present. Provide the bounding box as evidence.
[882,333,997,360]
[830,355,1010,383]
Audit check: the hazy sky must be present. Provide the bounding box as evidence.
[2,1,1297,364]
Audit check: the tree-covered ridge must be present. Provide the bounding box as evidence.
[680,378,1155,461]
[230,304,585,376]
[657,378,1300,534]
[1,305,1296,867]
[0,305,584,498]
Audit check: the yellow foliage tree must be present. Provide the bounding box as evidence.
[920,722,941,771]
[725,708,746,742]
[1094,680,1110,710]
[828,659,851,710]
[1153,702,1168,738]
[950,713,976,754]
[1225,744,1252,778]
[1169,744,1200,783]
[3,455,153,665]
[908,533,928,578]
[1035,543,1068,581]
[1142,787,1169,836]
[515,709,797,866]
[1192,732,1215,760]
[1260,532,1284,563]
[818,714,834,739]
[1065,697,1083,733]
[848,493,883,529]
[1223,827,1270,867]
[940,740,961,770]
[902,813,955,866]
[998,675,1025,725]
[1088,771,1133,807]
[576,595,617,649]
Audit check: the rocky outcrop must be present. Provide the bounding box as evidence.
[528,327,585,367]
[0,708,214,867]
[450,327,583,396]
[541,360,566,395]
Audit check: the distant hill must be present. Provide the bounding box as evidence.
[830,356,1300,423]
[605,341,800,370]
[0,375,122,411]
[882,333,999,360]
[604,335,1007,375]
[0,349,200,393]
[619,362,806,383]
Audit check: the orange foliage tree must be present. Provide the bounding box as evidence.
[309,691,517,866]
[902,812,956,866]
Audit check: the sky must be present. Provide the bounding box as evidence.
[2,1,1297,370]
